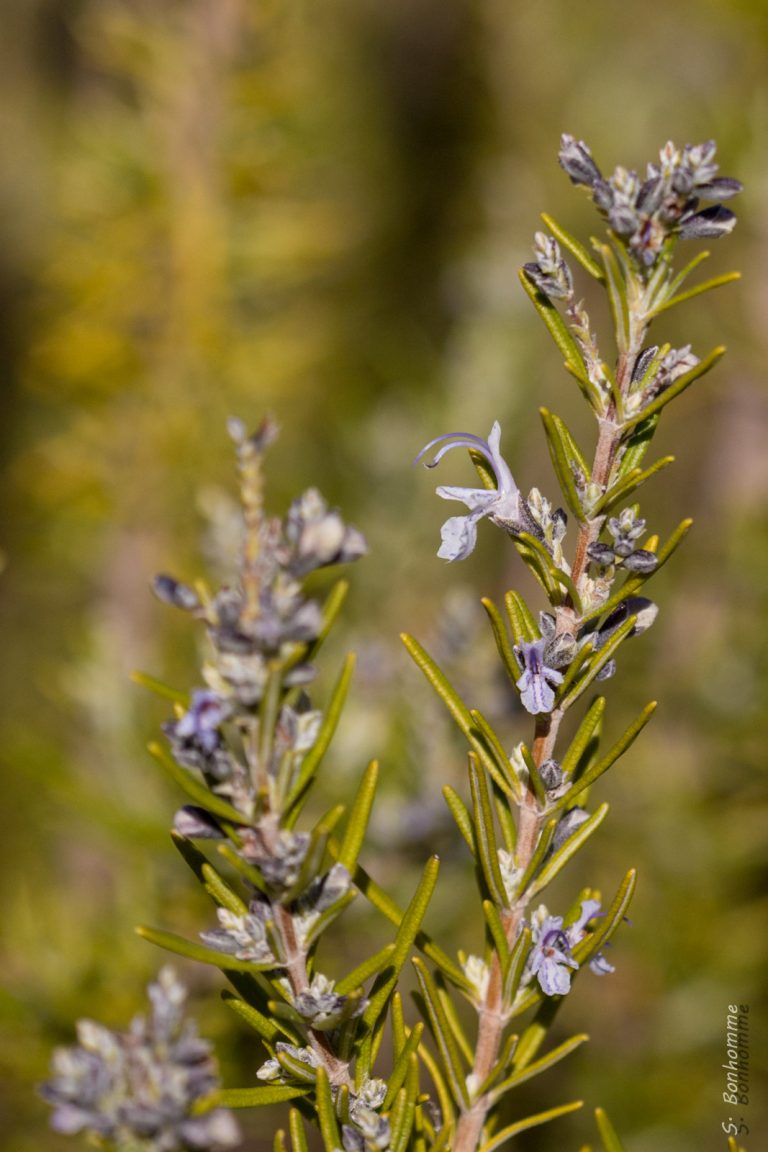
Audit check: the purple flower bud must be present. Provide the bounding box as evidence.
[558,134,602,187]
[678,205,737,239]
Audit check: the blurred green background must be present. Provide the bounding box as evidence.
[1,1,766,1149]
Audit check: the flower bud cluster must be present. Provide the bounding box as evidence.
[41,968,240,1151]
[559,134,742,268]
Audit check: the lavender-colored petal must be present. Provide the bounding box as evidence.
[589,952,616,976]
[485,421,519,500]
[435,484,500,512]
[414,432,491,468]
[437,514,482,562]
[516,669,555,714]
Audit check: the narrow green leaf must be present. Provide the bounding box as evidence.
[337,760,379,873]
[540,212,604,280]
[555,641,594,701]
[274,1127,288,1152]
[493,786,517,853]
[593,454,675,516]
[281,804,346,903]
[412,958,470,1106]
[469,757,509,907]
[572,868,636,965]
[481,596,522,685]
[149,742,247,825]
[415,1041,456,1132]
[277,1047,319,1084]
[489,1033,589,1102]
[336,943,396,996]
[540,408,589,522]
[529,805,609,898]
[313,579,349,652]
[136,925,278,972]
[361,856,440,1034]
[483,901,511,971]
[475,1032,520,1097]
[202,862,248,916]
[284,654,356,824]
[561,697,605,779]
[443,786,476,856]
[615,413,660,480]
[559,614,638,711]
[300,890,357,951]
[342,854,470,991]
[220,991,283,1044]
[553,703,656,811]
[315,1067,342,1152]
[215,843,268,894]
[384,1024,426,1109]
[436,976,474,1065]
[650,271,741,317]
[479,1100,583,1152]
[622,346,726,430]
[661,248,710,299]
[518,269,591,388]
[596,242,629,354]
[403,634,515,792]
[514,538,564,604]
[515,820,557,899]
[131,671,188,705]
[389,1087,414,1152]
[512,996,562,1065]
[469,711,520,800]
[401,634,473,729]
[580,519,692,627]
[217,1086,308,1108]
[595,1106,627,1152]
[289,1109,309,1152]
[517,532,583,611]
[504,591,539,646]
[503,926,532,1006]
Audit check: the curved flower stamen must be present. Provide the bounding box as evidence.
[416,421,521,562]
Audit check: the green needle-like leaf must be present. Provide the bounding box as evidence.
[149,742,247,825]
[201,862,248,916]
[561,696,605,779]
[593,454,675,516]
[443,786,476,856]
[284,654,356,824]
[336,943,396,995]
[489,1033,589,1102]
[596,242,629,355]
[572,868,636,965]
[478,1100,583,1152]
[516,532,583,611]
[289,1109,309,1152]
[540,408,590,522]
[220,991,285,1044]
[135,925,279,972]
[622,346,725,430]
[559,615,638,711]
[595,1107,627,1152]
[412,958,470,1107]
[131,671,188,705]
[540,212,604,280]
[384,1023,425,1109]
[502,926,532,1006]
[515,819,557,898]
[361,856,440,1039]
[315,1067,342,1152]
[469,756,510,907]
[615,413,660,480]
[403,633,516,791]
[504,590,539,646]
[342,854,470,991]
[483,901,511,972]
[553,703,656,811]
[337,760,379,873]
[529,804,609,897]
[518,269,592,398]
[481,596,522,685]
[217,1086,308,1108]
[650,271,741,317]
[469,710,520,800]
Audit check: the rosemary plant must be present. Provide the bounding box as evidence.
[42,135,743,1152]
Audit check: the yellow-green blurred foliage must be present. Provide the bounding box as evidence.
[1,1,766,1149]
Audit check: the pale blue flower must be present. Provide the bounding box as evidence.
[526,899,613,997]
[416,421,521,561]
[514,639,564,714]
